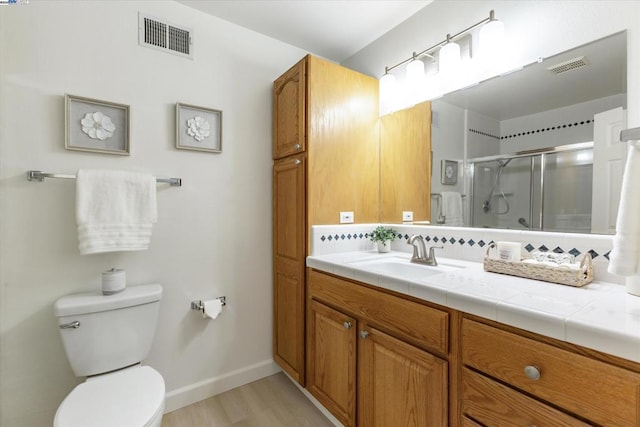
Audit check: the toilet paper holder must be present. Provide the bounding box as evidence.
[190,296,226,311]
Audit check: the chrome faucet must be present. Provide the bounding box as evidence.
[407,235,442,266]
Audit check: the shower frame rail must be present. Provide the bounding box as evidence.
[26,170,182,187]
[468,141,593,231]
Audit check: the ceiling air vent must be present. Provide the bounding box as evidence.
[546,56,589,75]
[138,13,193,59]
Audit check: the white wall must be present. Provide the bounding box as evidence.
[0,1,308,426]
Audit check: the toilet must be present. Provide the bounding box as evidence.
[53,283,165,427]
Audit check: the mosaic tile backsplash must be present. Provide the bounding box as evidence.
[310,224,621,285]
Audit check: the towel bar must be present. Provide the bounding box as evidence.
[431,193,466,198]
[621,127,640,143]
[26,170,182,186]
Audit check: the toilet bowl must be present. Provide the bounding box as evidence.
[54,365,165,427]
[54,284,165,427]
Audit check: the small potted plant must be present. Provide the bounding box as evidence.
[369,226,397,253]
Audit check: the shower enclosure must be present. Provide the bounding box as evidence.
[470,142,593,233]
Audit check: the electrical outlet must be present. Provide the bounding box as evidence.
[402,211,414,222]
[340,211,354,224]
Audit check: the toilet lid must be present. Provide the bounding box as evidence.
[54,366,165,427]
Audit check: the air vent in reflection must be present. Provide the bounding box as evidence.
[546,56,589,74]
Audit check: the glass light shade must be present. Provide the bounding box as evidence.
[379,72,398,115]
[406,58,425,84]
[439,41,461,74]
[479,19,505,59]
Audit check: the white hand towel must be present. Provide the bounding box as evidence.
[441,191,463,227]
[76,169,157,255]
[609,142,640,276]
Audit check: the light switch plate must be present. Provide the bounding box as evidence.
[340,211,354,224]
[403,211,414,222]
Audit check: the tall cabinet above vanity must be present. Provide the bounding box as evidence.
[272,55,381,384]
[273,55,435,387]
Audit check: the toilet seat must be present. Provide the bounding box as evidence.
[54,366,165,427]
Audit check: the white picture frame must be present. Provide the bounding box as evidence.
[65,94,130,155]
[176,102,222,153]
[441,159,458,185]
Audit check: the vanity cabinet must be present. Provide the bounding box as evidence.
[461,318,640,426]
[272,55,379,385]
[307,269,449,426]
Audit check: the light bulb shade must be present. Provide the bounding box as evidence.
[479,19,505,59]
[439,41,461,73]
[379,72,398,115]
[406,59,425,84]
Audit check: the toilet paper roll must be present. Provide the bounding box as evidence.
[201,299,223,320]
[102,268,126,295]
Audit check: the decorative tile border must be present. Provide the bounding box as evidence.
[316,230,610,261]
[468,118,593,143]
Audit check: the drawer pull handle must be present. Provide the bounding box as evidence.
[343,321,352,330]
[524,365,541,380]
[294,143,301,150]
[359,330,369,339]
[294,159,301,165]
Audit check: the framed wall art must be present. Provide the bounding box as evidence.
[176,102,222,153]
[441,159,458,185]
[65,94,130,155]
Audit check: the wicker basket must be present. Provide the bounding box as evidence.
[483,243,594,287]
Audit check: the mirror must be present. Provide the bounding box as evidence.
[428,31,627,234]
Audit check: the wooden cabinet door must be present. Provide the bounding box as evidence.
[358,326,448,426]
[273,58,306,159]
[380,101,431,223]
[307,300,357,427]
[273,154,306,383]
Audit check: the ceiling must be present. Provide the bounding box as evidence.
[175,0,431,62]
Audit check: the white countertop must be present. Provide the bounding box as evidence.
[307,250,640,363]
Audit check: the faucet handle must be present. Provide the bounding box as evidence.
[427,245,443,265]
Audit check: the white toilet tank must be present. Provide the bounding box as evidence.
[54,284,162,377]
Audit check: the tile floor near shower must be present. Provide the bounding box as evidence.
[162,373,333,426]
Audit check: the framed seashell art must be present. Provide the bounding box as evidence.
[175,102,222,153]
[65,94,130,155]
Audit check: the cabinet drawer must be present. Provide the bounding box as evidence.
[308,269,448,354]
[462,368,588,426]
[462,319,640,426]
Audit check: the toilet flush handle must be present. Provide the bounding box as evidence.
[59,320,80,329]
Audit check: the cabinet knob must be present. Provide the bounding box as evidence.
[343,321,352,330]
[359,330,369,339]
[524,365,541,380]
[294,159,301,165]
[294,143,301,150]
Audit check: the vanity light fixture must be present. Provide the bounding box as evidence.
[379,10,505,112]
[406,52,426,84]
[438,34,461,73]
[478,10,505,60]
[379,66,399,115]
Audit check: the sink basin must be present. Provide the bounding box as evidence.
[349,256,465,281]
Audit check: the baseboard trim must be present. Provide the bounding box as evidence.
[163,359,281,413]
